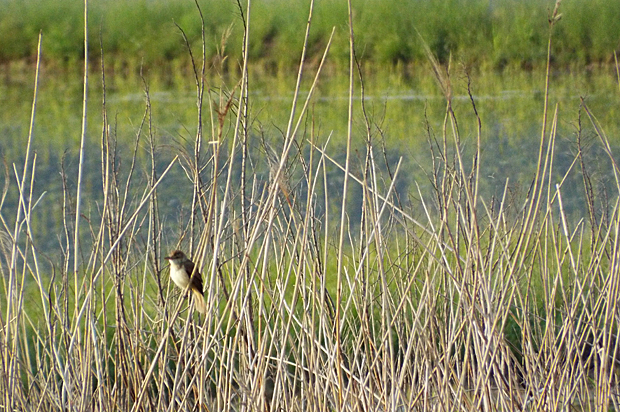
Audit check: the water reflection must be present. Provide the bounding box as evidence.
[1,68,619,257]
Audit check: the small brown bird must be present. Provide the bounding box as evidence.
[164,250,206,314]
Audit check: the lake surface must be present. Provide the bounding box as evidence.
[1,64,619,255]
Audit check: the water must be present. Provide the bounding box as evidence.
[1,65,619,257]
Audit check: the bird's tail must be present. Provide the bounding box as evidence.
[191,288,207,314]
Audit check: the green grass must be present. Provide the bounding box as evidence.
[1,0,619,72]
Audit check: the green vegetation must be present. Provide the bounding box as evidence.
[2,1,620,411]
[1,0,619,72]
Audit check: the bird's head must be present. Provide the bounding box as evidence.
[165,250,188,264]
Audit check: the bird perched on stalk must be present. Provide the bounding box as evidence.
[164,250,206,314]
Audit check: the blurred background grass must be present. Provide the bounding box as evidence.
[1,0,619,73]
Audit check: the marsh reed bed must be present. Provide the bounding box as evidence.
[2,1,620,411]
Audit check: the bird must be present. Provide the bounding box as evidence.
[164,250,207,314]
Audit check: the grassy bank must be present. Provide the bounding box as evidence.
[1,0,619,73]
[2,1,620,411]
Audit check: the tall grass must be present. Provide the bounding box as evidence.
[1,0,619,72]
[1,0,620,411]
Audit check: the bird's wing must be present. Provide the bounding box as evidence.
[184,259,195,275]
[185,260,204,294]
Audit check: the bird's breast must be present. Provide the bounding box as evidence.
[169,264,190,289]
